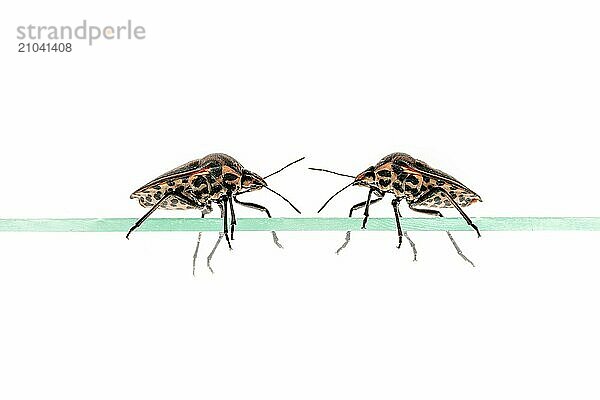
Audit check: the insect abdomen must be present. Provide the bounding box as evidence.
[415,177,481,208]
[132,174,211,210]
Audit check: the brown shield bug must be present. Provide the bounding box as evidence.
[310,152,481,266]
[128,153,304,274]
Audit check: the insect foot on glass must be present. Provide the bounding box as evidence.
[128,153,304,275]
[309,152,481,267]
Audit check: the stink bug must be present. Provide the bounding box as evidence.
[310,152,481,266]
[128,153,303,274]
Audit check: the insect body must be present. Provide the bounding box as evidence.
[310,152,481,266]
[128,153,303,273]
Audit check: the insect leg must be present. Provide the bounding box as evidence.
[391,198,403,249]
[221,197,233,250]
[228,193,236,240]
[206,232,223,274]
[203,203,226,274]
[361,188,374,229]
[417,187,481,237]
[336,194,384,254]
[233,196,283,249]
[408,203,476,267]
[391,198,418,261]
[192,212,209,276]
[126,194,172,239]
[170,191,213,275]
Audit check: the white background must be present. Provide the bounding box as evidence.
[1,1,599,399]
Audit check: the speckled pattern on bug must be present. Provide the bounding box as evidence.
[311,152,482,266]
[128,153,303,274]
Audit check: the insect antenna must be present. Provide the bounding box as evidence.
[317,181,355,213]
[308,167,355,179]
[263,186,302,214]
[263,157,306,179]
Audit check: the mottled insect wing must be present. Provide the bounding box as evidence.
[130,159,210,210]
[130,153,246,211]
[131,159,203,196]
[411,163,481,208]
[384,153,482,208]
